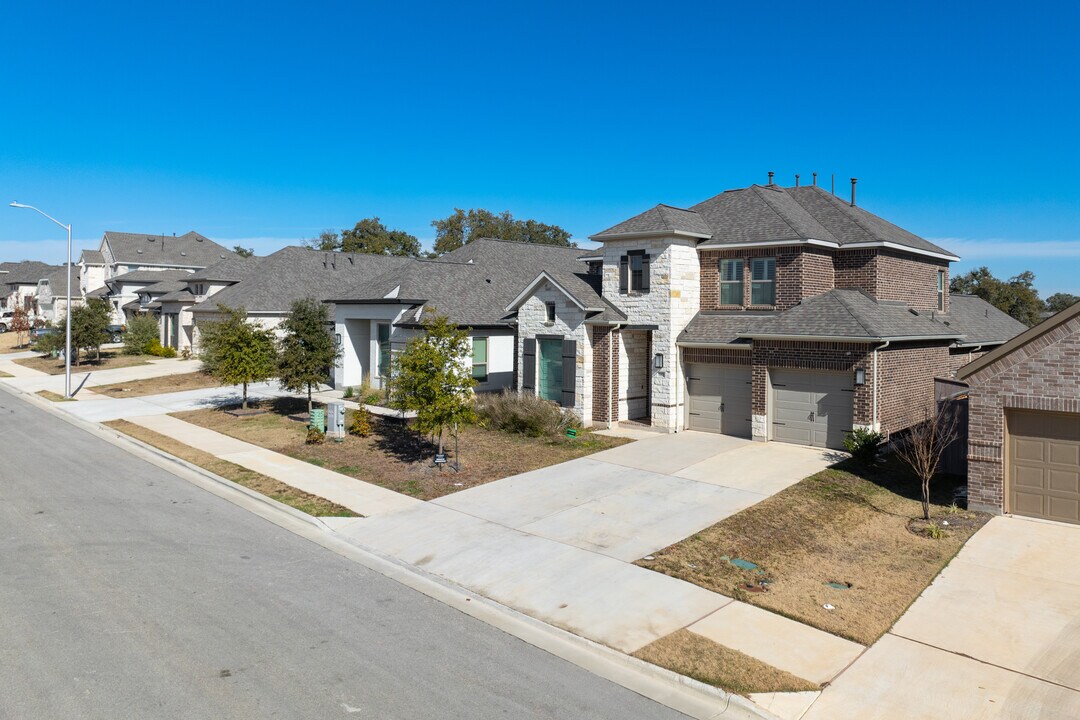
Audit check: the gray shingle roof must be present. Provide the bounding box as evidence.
[593,184,956,258]
[141,278,189,295]
[156,290,196,304]
[79,250,105,264]
[190,246,413,315]
[677,312,774,345]
[944,294,1028,346]
[187,256,260,283]
[39,264,80,289]
[332,239,603,327]
[592,204,713,239]
[85,285,110,299]
[1,261,59,285]
[107,268,194,286]
[103,231,237,267]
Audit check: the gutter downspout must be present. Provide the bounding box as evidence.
[873,340,890,432]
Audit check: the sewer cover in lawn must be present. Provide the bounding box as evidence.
[824,581,853,590]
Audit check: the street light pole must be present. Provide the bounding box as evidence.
[9,202,73,398]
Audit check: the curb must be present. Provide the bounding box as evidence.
[0,382,778,720]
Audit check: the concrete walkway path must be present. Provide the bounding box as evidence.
[1,356,201,396]
[120,413,861,690]
[803,515,1080,719]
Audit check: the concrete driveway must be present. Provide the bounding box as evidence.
[435,430,837,561]
[805,516,1080,719]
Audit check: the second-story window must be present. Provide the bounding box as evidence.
[545,301,556,323]
[937,270,946,311]
[750,257,776,306]
[720,259,744,305]
[619,250,650,294]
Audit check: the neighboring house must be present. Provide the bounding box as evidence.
[78,249,107,296]
[104,269,196,324]
[956,300,1080,524]
[511,182,1026,448]
[1,261,59,317]
[158,255,260,352]
[36,264,82,323]
[189,246,412,356]
[330,240,597,393]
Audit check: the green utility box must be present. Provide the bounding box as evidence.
[309,408,326,432]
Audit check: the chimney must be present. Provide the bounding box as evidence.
[812,172,818,186]
[795,174,800,187]
[850,177,858,206]
[767,171,774,186]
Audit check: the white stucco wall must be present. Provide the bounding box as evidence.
[515,280,592,424]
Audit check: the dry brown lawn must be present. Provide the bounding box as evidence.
[36,390,75,402]
[0,332,32,353]
[105,419,357,517]
[633,629,819,695]
[14,350,151,375]
[637,458,990,646]
[0,370,12,378]
[93,370,220,398]
[173,397,629,500]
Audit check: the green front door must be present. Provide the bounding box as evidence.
[538,339,563,403]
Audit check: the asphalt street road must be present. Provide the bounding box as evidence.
[0,391,689,719]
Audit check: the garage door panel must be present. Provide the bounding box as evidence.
[686,363,751,438]
[1008,410,1080,525]
[770,369,853,450]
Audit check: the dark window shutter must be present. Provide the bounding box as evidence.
[640,254,650,293]
[561,339,577,408]
[522,338,536,392]
[619,256,628,294]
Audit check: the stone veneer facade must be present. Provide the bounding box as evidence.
[962,312,1080,513]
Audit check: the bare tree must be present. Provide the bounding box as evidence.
[894,402,960,520]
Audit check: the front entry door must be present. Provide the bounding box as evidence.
[538,339,563,403]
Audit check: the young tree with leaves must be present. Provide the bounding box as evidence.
[123,314,161,355]
[199,305,278,409]
[10,307,30,348]
[277,297,341,415]
[895,402,960,521]
[390,310,476,459]
[57,299,111,366]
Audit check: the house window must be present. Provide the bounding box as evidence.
[619,250,650,294]
[471,337,488,383]
[377,323,391,377]
[937,270,946,311]
[545,301,556,323]
[193,284,205,296]
[720,259,744,305]
[750,258,776,305]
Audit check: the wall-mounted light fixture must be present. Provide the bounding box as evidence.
[854,367,866,386]
[335,333,342,346]
[654,353,664,369]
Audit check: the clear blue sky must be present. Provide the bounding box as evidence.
[2,1,1078,295]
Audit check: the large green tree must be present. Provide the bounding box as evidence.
[390,310,476,459]
[431,208,573,255]
[1045,292,1080,314]
[199,305,278,409]
[277,297,341,415]
[340,218,422,257]
[57,299,111,366]
[303,229,340,251]
[950,267,1043,327]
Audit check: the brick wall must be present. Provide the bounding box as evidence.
[591,326,615,424]
[699,247,832,312]
[683,347,751,365]
[965,313,1080,512]
[877,343,952,435]
[833,249,877,295]
[875,251,949,312]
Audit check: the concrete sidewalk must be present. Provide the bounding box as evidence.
[120,413,862,700]
[1,356,200,395]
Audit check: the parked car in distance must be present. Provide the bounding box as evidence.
[30,326,58,339]
[106,324,125,343]
[0,310,12,333]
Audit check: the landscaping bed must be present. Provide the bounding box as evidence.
[92,370,219,398]
[14,350,151,375]
[172,397,629,500]
[637,457,990,645]
[105,419,357,517]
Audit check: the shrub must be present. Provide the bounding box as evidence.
[475,390,582,438]
[33,329,63,356]
[343,386,354,399]
[364,392,382,406]
[348,408,372,437]
[305,426,325,445]
[147,339,178,358]
[123,315,160,355]
[180,347,192,360]
[843,427,884,466]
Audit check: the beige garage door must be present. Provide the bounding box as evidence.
[771,369,854,450]
[1008,410,1080,525]
[686,363,752,438]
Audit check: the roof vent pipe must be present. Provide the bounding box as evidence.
[795,174,800,187]
[850,177,858,206]
[812,172,818,186]
[767,171,774,186]
[831,174,835,195]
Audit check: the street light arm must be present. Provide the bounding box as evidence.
[9,201,70,231]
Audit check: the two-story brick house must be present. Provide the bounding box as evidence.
[512,181,1026,449]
